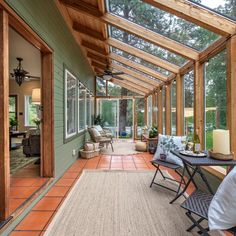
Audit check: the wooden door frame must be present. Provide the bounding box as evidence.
[0,3,54,221]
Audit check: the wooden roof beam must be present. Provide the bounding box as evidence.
[116,74,155,90]
[59,0,103,17]
[143,0,236,36]
[109,53,168,82]
[81,41,107,55]
[111,79,146,96]
[108,38,180,74]
[91,61,106,70]
[110,62,161,86]
[87,52,109,65]
[73,22,106,41]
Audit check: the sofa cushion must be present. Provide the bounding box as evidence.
[208,167,236,231]
[153,134,186,167]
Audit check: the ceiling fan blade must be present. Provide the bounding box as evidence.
[113,72,124,76]
[25,75,40,79]
[113,75,124,80]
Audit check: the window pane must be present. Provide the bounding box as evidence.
[147,95,152,127]
[184,71,194,139]
[96,77,106,96]
[110,26,187,66]
[108,0,219,51]
[9,96,17,121]
[171,81,177,135]
[25,96,38,127]
[86,92,91,127]
[205,50,227,149]
[188,0,236,21]
[79,88,86,131]
[136,98,145,138]
[65,70,77,137]
[162,87,166,134]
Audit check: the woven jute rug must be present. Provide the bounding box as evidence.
[45,170,221,236]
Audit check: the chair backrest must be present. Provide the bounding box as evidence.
[88,127,101,142]
[93,125,103,132]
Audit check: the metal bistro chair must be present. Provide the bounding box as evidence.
[181,190,236,236]
[150,159,187,198]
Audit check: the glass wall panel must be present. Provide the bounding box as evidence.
[108,0,219,51]
[205,50,227,149]
[184,71,194,140]
[171,81,177,135]
[96,77,106,96]
[86,92,91,127]
[136,98,145,139]
[189,0,236,21]
[110,26,187,66]
[78,88,86,132]
[147,95,152,127]
[162,87,166,134]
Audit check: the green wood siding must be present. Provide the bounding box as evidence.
[5,0,95,176]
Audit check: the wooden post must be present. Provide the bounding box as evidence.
[0,9,9,221]
[194,61,205,148]
[165,84,171,135]
[226,36,236,159]
[157,87,163,134]
[144,97,147,125]
[176,74,184,136]
[133,98,137,140]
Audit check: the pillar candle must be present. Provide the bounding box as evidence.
[213,129,230,155]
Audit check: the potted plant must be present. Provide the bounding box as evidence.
[94,115,104,127]
[32,117,41,130]
[149,125,158,138]
[9,117,18,131]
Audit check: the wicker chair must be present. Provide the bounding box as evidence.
[88,127,114,152]
[92,125,113,141]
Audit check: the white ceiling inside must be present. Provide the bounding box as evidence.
[9,27,41,79]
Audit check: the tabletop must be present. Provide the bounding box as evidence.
[171,150,236,166]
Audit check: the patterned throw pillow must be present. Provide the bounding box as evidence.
[153,134,187,167]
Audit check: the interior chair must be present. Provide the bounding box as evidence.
[88,127,114,152]
[22,134,40,157]
[92,125,113,141]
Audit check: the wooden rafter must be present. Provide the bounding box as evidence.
[107,38,180,74]
[91,61,106,70]
[109,53,168,82]
[143,0,236,36]
[116,74,155,90]
[73,21,106,41]
[87,52,109,65]
[111,79,146,96]
[110,62,161,87]
[81,41,107,55]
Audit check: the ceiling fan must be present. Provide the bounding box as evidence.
[10,57,40,86]
[97,65,124,81]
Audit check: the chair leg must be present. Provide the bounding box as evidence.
[186,211,209,235]
[110,142,114,152]
[150,165,159,188]
[159,168,166,180]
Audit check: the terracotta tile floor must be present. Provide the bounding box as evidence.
[10,163,48,214]
[8,153,207,235]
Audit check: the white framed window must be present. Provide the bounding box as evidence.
[65,69,77,139]
[24,95,38,127]
[78,85,86,132]
[86,91,91,127]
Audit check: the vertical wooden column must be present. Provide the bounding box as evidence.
[165,84,171,135]
[176,74,184,136]
[0,9,9,221]
[144,97,147,125]
[194,61,205,148]
[226,36,236,159]
[133,98,137,140]
[157,87,163,134]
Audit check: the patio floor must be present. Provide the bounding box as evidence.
[10,153,197,235]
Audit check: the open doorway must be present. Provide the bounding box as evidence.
[9,28,41,177]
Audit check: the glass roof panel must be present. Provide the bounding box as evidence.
[110,26,187,66]
[188,0,236,21]
[112,60,162,84]
[108,0,220,51]
[111,47,173,77]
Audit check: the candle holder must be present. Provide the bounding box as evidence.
[208,150,234,161]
